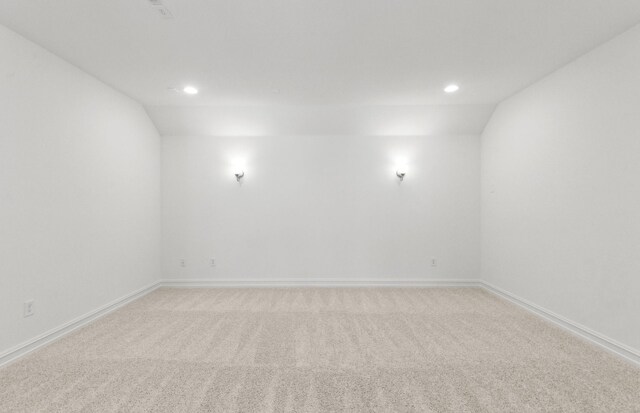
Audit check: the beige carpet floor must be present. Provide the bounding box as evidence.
[0,287,639,412]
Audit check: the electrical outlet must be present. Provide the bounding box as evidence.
[431,258,437,267]
[180,259,186,268]
[210,258,216,267]
[24,300,34,317]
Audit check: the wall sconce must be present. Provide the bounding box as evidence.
[396,168,406,181]
[234,170,245,182]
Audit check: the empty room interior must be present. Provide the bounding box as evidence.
[1,1,640,411]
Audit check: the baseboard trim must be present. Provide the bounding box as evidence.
[161,278,482,288]
[480,281,640,367]
[0,281,161,368]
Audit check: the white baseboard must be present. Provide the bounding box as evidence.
[0,281,161,368]
[161,278,482,288]
[480,281,640,367]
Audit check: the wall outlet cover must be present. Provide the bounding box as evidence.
[24,300,35,317]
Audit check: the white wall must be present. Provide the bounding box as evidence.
[162,134,480,282]
[0,25,161,354]
[145,104,495,137]
[481,25,640,352]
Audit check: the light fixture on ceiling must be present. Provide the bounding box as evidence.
[396,167,406,181]
[444,84,460,93]
[234,170,245,182]
[183,86,198,95]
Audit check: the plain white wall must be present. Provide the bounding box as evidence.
[0,25,161,354]
[162,134,480,281]
[481,24,640,352]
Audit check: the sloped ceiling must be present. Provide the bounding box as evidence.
[1,0,640,135]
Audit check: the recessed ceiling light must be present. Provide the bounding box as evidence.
[183,86,198,95]
[444,84,460,93]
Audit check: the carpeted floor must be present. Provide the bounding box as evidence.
[0,287,639,412]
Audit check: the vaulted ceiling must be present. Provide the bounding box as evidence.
[2,0,640,135]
